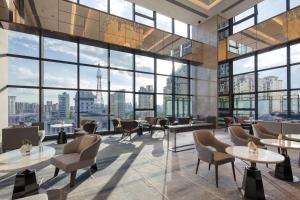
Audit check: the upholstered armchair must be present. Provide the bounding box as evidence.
[193,130,236,187]
[177,117,191,125]
[50,134,101,187]
[111,118,123,133]
[252,124,279,139]
[167,116,178,125]
[120,121,139,140]
[224,117,233,132]
[152,118,168,135]
[74,119,90,133]
[228,126,265,147]
[144,117,158,134]
[74,121,98,137]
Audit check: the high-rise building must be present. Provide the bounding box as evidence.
[110,91,125,119]
[58,92,70,118]
[8,96,16,115]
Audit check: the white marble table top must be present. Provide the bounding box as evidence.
[50,123,73,129]
[284,134,300,142]
[225,146,284,164]
[260,139,300,150]
[0,146,55,172]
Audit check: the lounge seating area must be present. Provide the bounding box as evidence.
[2,0,300,199]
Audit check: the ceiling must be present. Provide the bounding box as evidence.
[126,0,263,26]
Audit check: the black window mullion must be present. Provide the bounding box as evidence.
[77,39,80,128]
[39,30,42,123]
[133,52,136,119]
[254,53,258,119]
[287,43,291,118]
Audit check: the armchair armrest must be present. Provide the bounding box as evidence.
[80,138,101,161]
[214,140,230,153]
[195,143,214,163]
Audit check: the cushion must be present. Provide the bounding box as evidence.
[77,135,97,153]
[213,152,234,165]
[51,153,80,172]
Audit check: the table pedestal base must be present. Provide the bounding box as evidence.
[13,169,39,199]
[57,130,67,144]
[275,154,300,183]
[242,165,265,200]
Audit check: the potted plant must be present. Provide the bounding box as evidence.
[20,139,32,155]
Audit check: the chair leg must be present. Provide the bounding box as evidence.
[70,171,77,187]
[54,167,59,177]
[215,165,218,188]
[91,163,98,172]
[195,158,200,174]
[231,162,236,182]
[208,163,211,171]
[266,163,268,168]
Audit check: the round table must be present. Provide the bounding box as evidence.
[0,146,55,199]
[261,139,300,182]
[50,124,73,144]
[226,146,284,200]
[284,134,300,142]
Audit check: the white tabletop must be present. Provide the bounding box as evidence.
[260,139,300,150]
[50,123,73,128]
[0,146,55,172]
[226,146,284,164]
[284,134,300,142]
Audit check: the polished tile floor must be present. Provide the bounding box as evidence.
[1,129,300,200]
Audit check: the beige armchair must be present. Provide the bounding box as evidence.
[228,126,265,147]
[2,127,40,152]
[252,124,279,139]
[50,134,101,187]
[193,130,236,187]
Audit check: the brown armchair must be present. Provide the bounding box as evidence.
[120,120,139,140]
[74,119,90,133]
[144,117,157,134]
[111,118,123,133]
[50,134,101,187]
[152,118,168,135]
[178,117,191,125]
[252,124,279,139]
[74,121,98,137]
[193,130,236,187]
[224,117,233,132]
[167,116,178,125]
[228,126,265,147]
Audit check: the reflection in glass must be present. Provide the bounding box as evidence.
[291,65,300,89]
[43,89,77,135]
[218,78,229,95]
[157,75,172,94]
[291,90,300,118]
[218,96,229,109]
[157,94,172,117]
[257,47,287,70]
[175,77,188,94]
[43,37,77,62]
[110,0,133,20]
[258,67,287,91]
[135,16,154,27]
[156,13,172,33]
[233,73,255,93]
[80,0,108,12]
[234,94,255,109]
[8,57,39,86]
[135,55,154,72]
[233,17,255,34]
[257,0,286,23]
[174,62,188,77]
[290,43,300,64]
[233,110,255,117]
[175,95,189,117]
[258,91,287,120]
[78,91,109,131]
[136,111,154,119]
[233,56,254,75]
[290,0,300,9]
[8,88,39,126]
[80,44,108,66]
[157,59,172,75]
[135,94,153,109]
[135,5,153,17]
[218,63,229,78]
[110,70,133,91]
[110,92,133,119]
[43,61,77,88]
[80,66,108,90]
[135,73,154,92]
[234,7,254,22]
[110,50,133,69]
[174,20,188,38]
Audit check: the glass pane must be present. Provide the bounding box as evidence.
[291,90,300,118]
[258,68,287,91]
[290,43,300,64]
[78,91,109,131]
[233,73,255,93]
[8,57,39,86]
[218,96,229,109]
[157,75,172,94]
[175,95,189,117]
[80,66,108,90]
[136,111,154,120]
[218,78,229,95]
[234,7,254,21]
[43,90,77,135]
[110,92,133,119]
[156,13,172,33]
[175,77,188,94]
[43,37,77,62]
[174,62,188,77]
[80,44,108,66]
[135,55,154,72]
[233,110,255,117]
[135,94,153,109]
[291,64,300,89]
[135,73,154,92]
[110,0,133,20]
[135,15,154,27]
[157,94,172,117]
[157,59,172,75]
[257,0,286,23]
[43,61,77,88]
[135,5,153,17]
[257,47,287,70]
[291,0,300,9]
[233,56,254,75]
[110,69,133,91]
[80,0,108,12]
[233,17,255,34]
[8,88,39,126]
[8,31,39,57]
[234,94,255,109]
[218,63,229,78]
[174,20,187,38]
[110,50,133,69]
[258,91,287,120]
